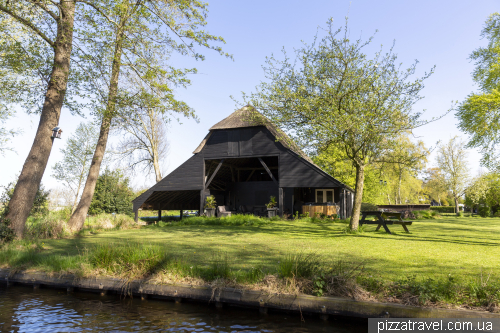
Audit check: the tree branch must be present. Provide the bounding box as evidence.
[0,5,55,47]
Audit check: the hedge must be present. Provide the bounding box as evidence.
[429,206,456,213]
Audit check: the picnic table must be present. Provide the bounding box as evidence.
[359,211,413,234]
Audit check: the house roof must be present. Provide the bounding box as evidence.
[194,105,314,164]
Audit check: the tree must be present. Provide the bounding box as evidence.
[113,107,169,183]
[381,135,428,204]
[51,122,99,213]
[457,13,500,169]
[0,106,18,155]
[436,136,470,214]
[1,180,50,218]
[245,19,440,230]
[422,168,448,205]
[67,0,230,232]
[0,0,79,237]
[88,168,135,215]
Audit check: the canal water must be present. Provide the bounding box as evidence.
[0,285,367,332]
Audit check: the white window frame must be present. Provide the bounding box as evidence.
[315,189,334,203]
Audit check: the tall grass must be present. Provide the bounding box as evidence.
[87,242,169,279]
[278,251,321,278]
[145,214,273,227]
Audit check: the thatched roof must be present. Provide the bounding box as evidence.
[194,105,314,164]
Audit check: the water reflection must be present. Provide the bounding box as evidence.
[0,285,366,332]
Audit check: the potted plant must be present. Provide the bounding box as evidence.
[204,195,217,217]
[266,196,278,218]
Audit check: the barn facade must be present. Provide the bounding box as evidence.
[133,106,354,219]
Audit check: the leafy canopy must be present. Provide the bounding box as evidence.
[457,13,500,169]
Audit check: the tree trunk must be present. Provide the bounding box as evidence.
[5,1,76,238]
[349,164,365,231]
[398,169,403,205]
[67,23,126,232]
[454,196,459,216]
[153,156,162,183]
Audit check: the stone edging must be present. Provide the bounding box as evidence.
[1,269,498,319]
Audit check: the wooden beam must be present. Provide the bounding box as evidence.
[245,169,255,182]
[134,210,138,223]
[180,209,183,220]
[235,166,278,171]
[158,210,162,222]
[230,165,235,182]
[258,158,278,186]
[205,159,224,189]
[200,159,205,214]
[279,187,284,217]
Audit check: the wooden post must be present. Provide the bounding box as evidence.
[200,159,205,216]
[180,209,183,220]
[134,210,138,223]
[158,210,161,222]
[279,188,284,217]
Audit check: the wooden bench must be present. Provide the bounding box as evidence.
[360,211,413,234]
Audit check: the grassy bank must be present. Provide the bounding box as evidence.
[1,214,499,310]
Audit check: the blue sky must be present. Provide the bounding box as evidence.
[2,0,497,190]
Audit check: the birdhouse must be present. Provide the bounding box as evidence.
[51,127,62,139]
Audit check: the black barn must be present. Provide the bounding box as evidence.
[133,106,354,219]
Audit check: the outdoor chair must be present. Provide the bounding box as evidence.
[217,206,236,217]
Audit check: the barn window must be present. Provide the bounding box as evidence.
[315,189,333,203]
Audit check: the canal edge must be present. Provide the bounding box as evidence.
[1,269,498,319]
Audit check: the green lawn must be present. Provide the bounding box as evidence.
[10,216,498,281]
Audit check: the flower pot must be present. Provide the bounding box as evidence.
[267,208,278,218]
[205,208,216,217]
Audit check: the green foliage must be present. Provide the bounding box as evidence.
[52,122,99,211]
[88,168,135,215]
[145,214,273,227]
[429,206,456,213]
[436,137,470,212]
[204,195,217,209]
[478,206,491,217]
[0,180,49,217]
[413,210,441,219]
[456,13,500,168]
[265,196,277,208]
[0,217,15,244]
[243,18,437,229]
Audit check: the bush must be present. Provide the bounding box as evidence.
[88,168,135,215]
[1,180,50,217]
[0,217,15,244]
[478,206,491,218]
[429,206,455,213]
[360,202,378,211]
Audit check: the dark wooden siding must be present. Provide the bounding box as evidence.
[154,154,203,191]
[203,131,228,157]
[202,127,284,158]
[240,128,253,156]
[133,154,203,210]
[279,151,341,188]
[252,127,284,155]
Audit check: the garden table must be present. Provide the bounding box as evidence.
[359,211,412,234]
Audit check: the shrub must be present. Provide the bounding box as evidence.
[0,217,15,244]
[360,202,378,211]
[88,168,135,215]
[478,206,491,218]
[1,181,50,217]
[429,206,455,213]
